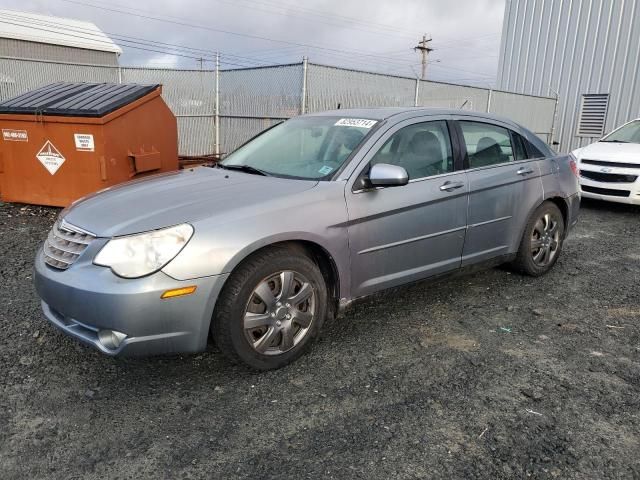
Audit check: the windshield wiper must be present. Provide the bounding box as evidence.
[601,139,630,143]
[216,164,269,176]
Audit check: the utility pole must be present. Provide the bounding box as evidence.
[414,34,433,80]
[196,57,205,70]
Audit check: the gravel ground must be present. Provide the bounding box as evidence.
[1,199,639,479]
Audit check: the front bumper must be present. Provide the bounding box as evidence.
[34,246,229,357]
[579,166,640,205]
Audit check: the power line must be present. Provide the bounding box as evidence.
[209,0,418,41]
[234,0,422,37]
[0,10,267,66]
[0,12,266,68]
[2,7,497,82]
[1,11,418,74]
[1,10,420,74]
[2,11,428,77]
[56,0,427,68]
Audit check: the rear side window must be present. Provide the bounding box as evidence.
[371,120,453,180]
[460,121,514,168]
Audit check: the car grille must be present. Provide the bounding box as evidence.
[581,159,640,169]
[581,185,631,197]
[43,220,95,270]
[579,170,638,183]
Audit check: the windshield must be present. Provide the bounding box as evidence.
[221,116,378,179]
[601,120,640,144]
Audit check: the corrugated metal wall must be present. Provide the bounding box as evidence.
[0,38,119,65]
[497,0,640,152]
[0,56,559,156]
[488,90,557,142]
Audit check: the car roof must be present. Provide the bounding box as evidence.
[305,107,554,156]
[306,107,520,127]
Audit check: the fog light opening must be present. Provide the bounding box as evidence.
[98,329,127,350]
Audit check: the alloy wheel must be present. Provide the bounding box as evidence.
[530,212,561,267]
[243,271,316,355]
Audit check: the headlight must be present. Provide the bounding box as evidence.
[94,224,194,278]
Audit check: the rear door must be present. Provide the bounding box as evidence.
[345,117,468,298]
[455,119,543,266]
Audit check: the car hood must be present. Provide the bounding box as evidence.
[63,167,318,237]
[575,141,640,163]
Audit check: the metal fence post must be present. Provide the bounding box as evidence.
[414,78,420,107]
[486,88,492,113]
[550,88,559,146]
[117,65,122,84]
[301,57,308,115]
[215,51,220,156]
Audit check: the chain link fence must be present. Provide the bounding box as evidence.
[0,56,558,155]
[306,64,416,111]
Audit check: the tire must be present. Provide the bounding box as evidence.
[211,246,328,370]
[512,201,565,277]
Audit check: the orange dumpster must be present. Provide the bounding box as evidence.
[0,82,178,207]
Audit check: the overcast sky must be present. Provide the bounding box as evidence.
[1,0,506,86]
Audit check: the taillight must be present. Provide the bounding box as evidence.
[568,154,579,177]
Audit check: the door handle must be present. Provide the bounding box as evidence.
[516,167,534,176]
[439,181,465,192]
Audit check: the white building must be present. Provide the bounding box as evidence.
[0,9,121,65]
[497,0,640,152]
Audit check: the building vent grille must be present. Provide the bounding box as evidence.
[577,94,609,137]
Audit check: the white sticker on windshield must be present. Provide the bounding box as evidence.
[334,118,377,129]
[318,165,333,175]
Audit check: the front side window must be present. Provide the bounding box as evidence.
[221,116,376,179]
[460,121,514,168]
[370,120,453,180]
[601,120,640,144]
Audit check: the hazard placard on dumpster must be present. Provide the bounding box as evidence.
[36,140,66,175]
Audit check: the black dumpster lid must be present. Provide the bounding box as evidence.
[0,82,161,117]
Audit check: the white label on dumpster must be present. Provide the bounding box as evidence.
[36,140,66,175]
[2,129,28,141]
[74,133,94,152]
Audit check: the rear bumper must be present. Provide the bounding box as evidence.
[34,246,229,357]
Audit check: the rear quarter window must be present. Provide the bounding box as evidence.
[524,139,546,159]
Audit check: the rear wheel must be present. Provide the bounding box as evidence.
[212,247,327,370]
[512,201,565,276]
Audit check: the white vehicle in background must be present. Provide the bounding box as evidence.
[572,119,640,205]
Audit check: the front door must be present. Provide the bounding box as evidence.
[455,119,543,266]
[345,118,468,298]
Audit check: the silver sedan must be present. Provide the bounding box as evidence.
[35,108,580,370]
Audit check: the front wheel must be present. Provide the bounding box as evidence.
[211,247,328,370]
[512,201,565,276]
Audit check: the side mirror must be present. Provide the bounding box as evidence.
[368,163,409,187]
